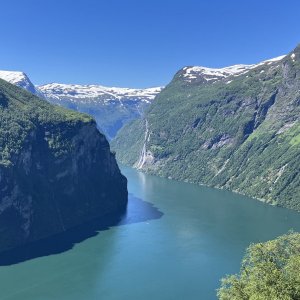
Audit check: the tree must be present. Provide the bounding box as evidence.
[217,232,300,300]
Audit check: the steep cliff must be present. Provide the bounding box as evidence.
[112,45,300,211]
[0,79,127,253]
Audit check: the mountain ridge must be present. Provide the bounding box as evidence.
[37,83,162,102]
[0,70,42,97]
[112,44,300,211]
[0,71,163,139]
[176,54,286,84]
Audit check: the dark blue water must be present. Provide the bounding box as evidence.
[0,166,299,300]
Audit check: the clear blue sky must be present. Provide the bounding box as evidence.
[0,0,299,88]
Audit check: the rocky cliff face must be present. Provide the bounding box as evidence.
[112,45,300,211]
[0,79,127,253]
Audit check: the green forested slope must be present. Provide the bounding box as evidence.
[218,232,300,300]
[112,45,300,211]
[0,79,127,252]
[0,78,92,166]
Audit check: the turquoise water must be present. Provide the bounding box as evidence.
[0,166,300,300]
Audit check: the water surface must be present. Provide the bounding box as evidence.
[1,166,300,300]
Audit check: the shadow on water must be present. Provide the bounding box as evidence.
[0,194,163,266]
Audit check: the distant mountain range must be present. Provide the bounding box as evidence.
[112,44,300,212]
[0,71,162,139]
[38,84,162,139]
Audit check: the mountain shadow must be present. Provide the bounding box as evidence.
[0,194,163,266]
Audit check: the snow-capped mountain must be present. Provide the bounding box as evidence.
[0,71,162,139]
[179,55,286,83]
[38,84,163,139]
[38,83,162,104]
[0,53,287,139]
[0,70,42,96]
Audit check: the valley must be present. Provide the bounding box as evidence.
[0,166,299,300]
[0,43,299,300]
[1,2,300,299]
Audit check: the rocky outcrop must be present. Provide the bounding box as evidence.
[0,79,127,253]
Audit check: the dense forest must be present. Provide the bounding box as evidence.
[218,232,300,300]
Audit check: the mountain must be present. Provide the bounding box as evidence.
[0,78,127,253]
[38,83,163,139]
[179,55,286,84]
[112,45,300,211]
[0,71,163,139]
[0,70,42,97]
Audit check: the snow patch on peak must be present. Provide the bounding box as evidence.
[0,70,41,96]
[291,53,296,62]
[0,70,28,85]
[38,83,163,103]
[181,54,286,83]
[183,64,252,81]
[264,55,286,63]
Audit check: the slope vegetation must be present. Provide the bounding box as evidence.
[113,45,300,211]
[0,79,127,252]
